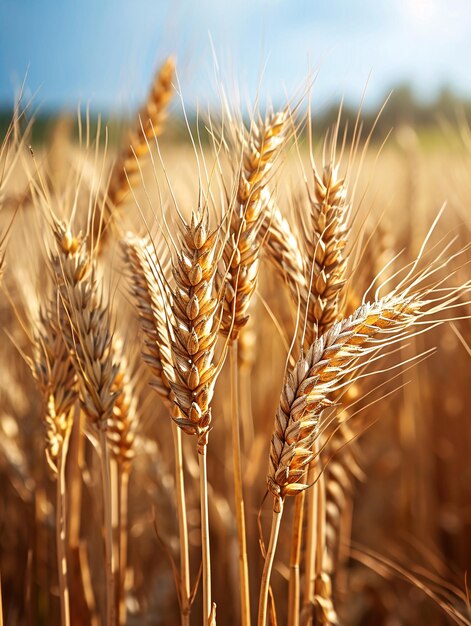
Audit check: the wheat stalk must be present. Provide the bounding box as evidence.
[167,208,223,624]
[221,109,290,626]
[297,149,352,625]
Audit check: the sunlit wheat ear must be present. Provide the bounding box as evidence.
[30,306,78,474]
[258,201,306,302]
[299,161,350,347]
[267,297,420,501]
[222,109,290,342]
[95,56,176,247]
[51,220,137,448]
[50,221,119,428]
[169,208,224,454]
[121,235,176,411]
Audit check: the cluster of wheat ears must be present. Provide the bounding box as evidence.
[0,57,471,626]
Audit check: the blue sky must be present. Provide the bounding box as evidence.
[1,0,471,113]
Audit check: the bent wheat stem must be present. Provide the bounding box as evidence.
[258,498,284,626]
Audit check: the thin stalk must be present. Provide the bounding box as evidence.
[99,429,116,626]
[288,490,305,626]
[56,432,71,626]
[67,406,83,549]
[118,468,130,626]
[0,570,3,626]
[257,498,284,626]
[199,447,212,624]
[67,408,99,626]
[303,460,318,615]
[110,459,120,622]
[172,422,191,626]
[313,472,327,624]
[231,343,251,626]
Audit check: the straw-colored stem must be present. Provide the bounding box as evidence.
[56,435,71,626]
[288,490,305,626]
[118,468,130,626]
[239,367,255,453]
[199,447,212,624]
[67,406,83,550]
[110,459,120,621]
[230,343,251,626]
[99,429,116,626]
[303,461,318,610]
[172,422,191,626]
[257,498,284,626]
[313,472,327,623]
[67,409,99,626]
[0,569,3,626]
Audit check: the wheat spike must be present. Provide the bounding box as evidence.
[268,297,419,500]
[50,223,119,429]
[168,209,223,453]
[300,163,350,347]
[95,56,175,247]
[258,200,306,302]
[222,110,290,341]
[31,306,78,474]
[121,235,175,410]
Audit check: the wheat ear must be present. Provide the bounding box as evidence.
[222,110,290,341]
[300,163,350,346]
[258,296,421,626]
[259,200,306,305]
[95,56,175,249]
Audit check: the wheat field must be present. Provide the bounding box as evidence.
[0,57,470,626]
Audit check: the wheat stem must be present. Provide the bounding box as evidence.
[288,489,305,626]
[99,429,116,626]
[110,458,120,621]
[230,342,251,626]
[118,468,130,626]
[172,422,191,626]
[257,498,284,626]
[303,442,320,614]
[199,447,212,624]
[56,430,71,626]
